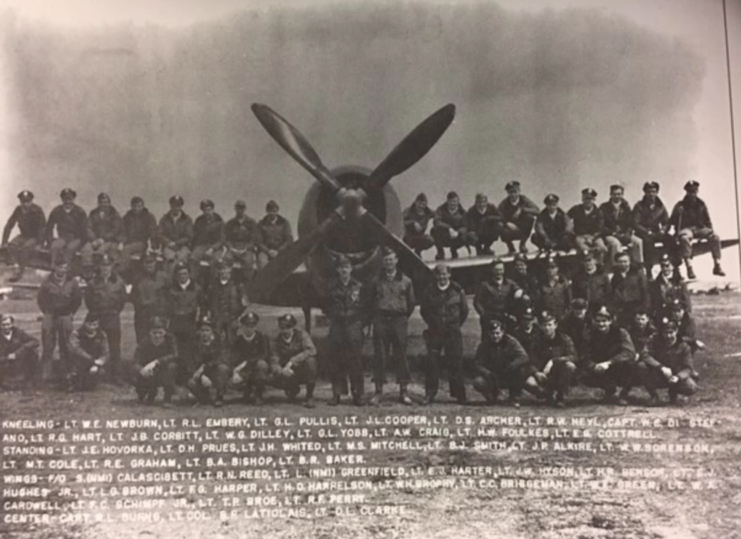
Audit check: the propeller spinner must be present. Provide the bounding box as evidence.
[248,103,456,303]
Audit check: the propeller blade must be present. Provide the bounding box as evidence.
[365,103,456,192]
[251,104,341,192]
[248,212,342,303]
[362,213,435,290]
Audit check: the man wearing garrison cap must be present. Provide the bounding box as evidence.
[257,200,294,270]
[669,181,725,279]
[532,193,575,252]
[631,181,671,274]
[431,191,471,260]
[498,181,540,254]
[45,188,92,267]
[567,188,608,267]
[402,193,436,257]
[80,192,124,278]
[2,190,46,282]
[158,196,194,277]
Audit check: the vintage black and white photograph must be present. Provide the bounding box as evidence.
[1,0,741,537]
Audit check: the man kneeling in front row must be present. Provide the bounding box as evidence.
[134,316,179,407]
[230,311,271,405]
[67,312,108,391]
[269,314,318,409]
[637,319,698,406]
[187,318,231,408]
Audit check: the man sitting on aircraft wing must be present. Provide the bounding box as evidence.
[670,180,725,279]
[498,181,540,254]
[158,195,194,277]
[2,190,46,283]
[431,191,470,260]
[532,193,575,252]
[568,188,608,267]
[223,200,261,283]
[257,200,293,270]
[402,193,436,257]
[191,199,226,277]
[631,181,671,275]
[465,193,504,256]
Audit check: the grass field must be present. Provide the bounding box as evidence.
[1,291,741,539]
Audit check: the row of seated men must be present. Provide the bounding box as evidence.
[1,188,293,282]
[0,245,701,408]
[402,179,725,279]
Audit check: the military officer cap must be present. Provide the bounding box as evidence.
[545,254,558,268]
[214,259,231,271]
[0,314,14,324]
[97,254,114,267]
[198,316,213,330]
[475,193,488,203]
[660,318,678,331]
[579,249,595,261]
[335,254,352,268]
[239,311,260,326]
[142,252,158,263]
[571,298,588,310]
[17,190,34,202]
[505,181,521,192]
[593,305,613,320]
[98,192,111,203]
[643,181,660,192]
[581,188,597,199]
[84,312,100,324]
[173,261,190,273]
[521,307,535,320]
[543,193,559,204]
[446,191,459,201]
[381,246,397,258]
[60,188,77,200]
[278,314,298,328]
[539,311,557,324]
[169,195,184,207]
[433,263,450,275]
[415,193,428,203]
[489,256,504,268]
[609,184,624,192]
[266,200,279,211]
[486,318,505,330]
[200,199,215,210]
[513,253,528,264]
[149,316,168,330]
[659,253,672,265]
[235,200,247,209]
[668,298,686,311]
[131,196,144,205]
[684,180,700,193]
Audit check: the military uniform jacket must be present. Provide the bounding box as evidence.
[512,324,541,360]
[134,334,178,367]
[193,213,225,248]
[85,274,127,316]
[631,197,669,236]
[131,270,169,311]
[232,331,270,367]
[123,208,158,245]
[192,337,228,368]
[46,204,91,243]
[567,204,604,237]
[610,269,649,314]
[324,277,367,324]
[535,208,573,242]
[225,216,261,250]
[466,204,503,233]
[37,276,82,316]
[207,278,246,323]
[158,212,194,248]
[559,313,589,359]
[670,196,713,230]
[433,204,467,231]
[649,275,691,315]
[270,330,316,369]
[641,335,695,379]
[3,203,46,244]
[421,282,468,330]
[89,206,124,243]
[512,272,539,307]
[69,328,109,364]
[474,278,521,320]
[403,205,434,233]
[0,328,40,359]
[497,195,540,222]
[164,281,203,333]
[571,268,610,307]
[539,276,572,320]
[530,331,576,371]
[600,199,634,241]
[474,333,530,375]
[258,215,293,252]
[583,326,636,368]
[629,323,656,355]
[370,272,415,317]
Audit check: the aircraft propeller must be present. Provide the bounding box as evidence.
[248,103,456,303]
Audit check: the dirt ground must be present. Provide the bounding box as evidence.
[1,291,741,539]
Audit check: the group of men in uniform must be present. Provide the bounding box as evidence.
[402,180,725,279]
[0,179,716,408]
